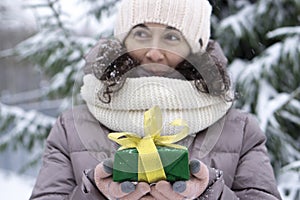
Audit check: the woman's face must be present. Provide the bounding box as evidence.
[124,23,191,76]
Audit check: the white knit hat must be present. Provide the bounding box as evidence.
[114,0,212,53]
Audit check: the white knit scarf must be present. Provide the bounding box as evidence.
[81,74,232,136]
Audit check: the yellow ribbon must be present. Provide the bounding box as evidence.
[108,106,189,183]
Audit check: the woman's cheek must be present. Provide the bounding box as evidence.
[127,49,145,62]
[167,52,185,68]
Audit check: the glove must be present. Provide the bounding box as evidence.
[204,39,230,96]
[179,39,229,96]
[83,38,140,103]
[150,160,209,200]
[83,38,138,80]
[94,159,151,200]
[206,40,228,69]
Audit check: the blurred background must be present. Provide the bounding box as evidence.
[0,0,299,199]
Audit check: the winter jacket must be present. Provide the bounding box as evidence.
[29,105,282,200]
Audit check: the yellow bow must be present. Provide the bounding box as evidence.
[108,106,189,183]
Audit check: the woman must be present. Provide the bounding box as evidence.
[30,0,282,199]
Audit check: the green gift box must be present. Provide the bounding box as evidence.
[113,146,190,183]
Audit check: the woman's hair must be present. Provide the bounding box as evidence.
[93,52,138,103]
[92,48,232,104]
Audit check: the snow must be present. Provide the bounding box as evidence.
[219,5,255,38]
[280,111,300,125]
[0,103,56,127]
[237,60,260,82]
[283,36,300,65]
[256,85,298,131]
[0,169,35,200]
[267,26,300,38]
[0,103,56,147]
[282,160,300,171]
[44,46,69,67]
[15,30,63,59]
[256,81,278,130]
[19,0,115,38]
[278,170,300,200]
[68,50,81,62]
[0,0,37,31]
[82,0,120,35]
[262,43,282,71]
[50,65,73,90]
[237,41,282,85]
[290,98,300,110]
[257,0,269,15]
[233,26,300,133]
[228,59,247,83]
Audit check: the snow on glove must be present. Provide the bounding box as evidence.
[83,38,138,79]
[94,158,151,200]
[150,160,209,200]
[204,39,229,95]
[206,40,228,69]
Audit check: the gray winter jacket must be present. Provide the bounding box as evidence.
[30,105,282,200]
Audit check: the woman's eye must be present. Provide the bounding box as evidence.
[133,30,150,39]
[164,33,181,41]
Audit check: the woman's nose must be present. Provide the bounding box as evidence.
[145,48,164,63]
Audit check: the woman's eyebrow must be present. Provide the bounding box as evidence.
[132,24,149,30]
[166,26,179,31]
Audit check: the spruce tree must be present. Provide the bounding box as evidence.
[213,1,300,198]
[214,0,300,171]
[0,0,117,168]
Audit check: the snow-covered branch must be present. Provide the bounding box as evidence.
[0,103,55,151]
[219,5,256,38]
[267,26,300,38]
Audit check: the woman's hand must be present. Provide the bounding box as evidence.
[94,159,151,200]
[150,160,209,200]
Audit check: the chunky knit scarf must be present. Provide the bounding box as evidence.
[81,74,232,136]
